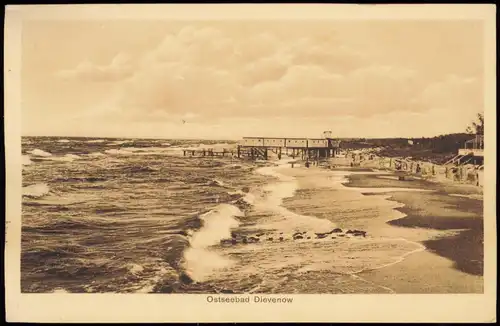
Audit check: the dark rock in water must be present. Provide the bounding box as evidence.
[279,237,284,241]
[280,232,284,234]
[208,179,225,187]
[177,230,189,237]
[293,235,304,240]
[267,237,273,241]
[332,228,343,233]
[346,230,354,234]
[331,237,336,239]
[241,186,250,193]
[307,237,311,239]
[231,231,237,238]
[179,273,194,284]
[152,284,176,293]
[248,236,260,242]
[352,230,367,237]
[242,237,248,244]
[338,234,345,237]
[316,234,328,239]
[231,239,237,245]
[256,233,264,237]
[293,232,302,237]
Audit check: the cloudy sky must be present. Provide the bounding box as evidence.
[21,19,484,139]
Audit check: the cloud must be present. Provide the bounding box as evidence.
[56,52,134,82]
[68,25,483,128]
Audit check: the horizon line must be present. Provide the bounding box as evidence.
[20,132,475,141]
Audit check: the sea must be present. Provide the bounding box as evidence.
[21,136,434,294]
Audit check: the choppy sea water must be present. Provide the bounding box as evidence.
[22,136,434,294]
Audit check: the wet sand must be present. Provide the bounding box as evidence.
[344,171,484,293]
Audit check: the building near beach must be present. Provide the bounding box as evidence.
[237,136,341,160]
[447,135,484,166]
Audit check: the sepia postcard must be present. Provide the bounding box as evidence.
[4,4,497,323]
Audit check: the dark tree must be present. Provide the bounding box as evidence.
[466,113,484,135]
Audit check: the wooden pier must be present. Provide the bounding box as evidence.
[183,149,234,157]
[237,137,341,161]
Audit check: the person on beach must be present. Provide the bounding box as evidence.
[416,163,421,173]
[305,161,310,168]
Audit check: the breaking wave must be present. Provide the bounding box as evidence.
[183,204,244,282]
[23,183,51,198]
[22,155,33,166]
[29,149,52,157]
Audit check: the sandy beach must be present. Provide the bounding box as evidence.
[280,163,483,293]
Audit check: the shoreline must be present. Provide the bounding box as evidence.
[342,168,483,293]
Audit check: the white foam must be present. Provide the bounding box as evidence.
[255,163,335,233]
[190,204,242,248]
[29,149,52,157]
[57,139,71,143]
[22,155,32,165]
[87,152,106,157]
[23,183,50,198]
[243,193,256,205]
[87,139,105,143]
[45,154,81,162]
[128,264,144,274]
[107,140,131,146]
[104,147,177,156]
[184,204,243,281]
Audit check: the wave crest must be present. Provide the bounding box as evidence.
[23,183,50,198]
[29,149,52,157]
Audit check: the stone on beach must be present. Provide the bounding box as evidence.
[179,272,194,284]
